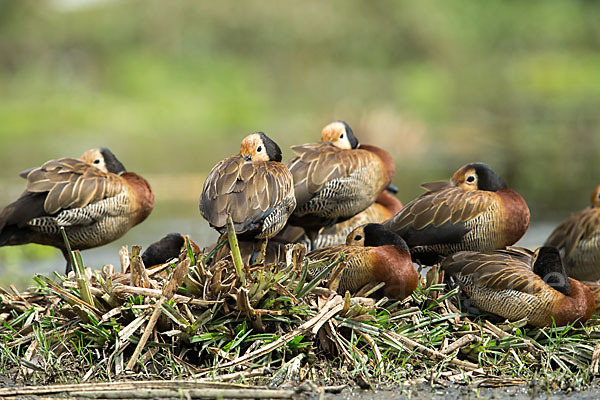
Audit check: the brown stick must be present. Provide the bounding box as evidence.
[0,382,295,399]
[124,297,165,371]
[125,258,190,370]
[440,334,478,355]
[69,388,296,399]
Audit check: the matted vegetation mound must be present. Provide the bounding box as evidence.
[2,224,600,395]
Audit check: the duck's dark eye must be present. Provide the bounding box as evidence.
[257,145,262,152]
[93,159,101,164]
[354,234,363,241]
[466,175,475,183]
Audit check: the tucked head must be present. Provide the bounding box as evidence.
[346,223,410,251]
[141,233,185,267]
[80,147,127,174]
[591,185,600,208]
[532,246,570,296]
[451,162,506,192]
[240,132,282,162]
[321,121,359,150]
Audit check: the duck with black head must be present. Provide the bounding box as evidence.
[0,147,154,274]
[285,121,395,248]
[383,162,530,264]
[441,246,595,328]
[199,132,296,263]
[307,223,418,299]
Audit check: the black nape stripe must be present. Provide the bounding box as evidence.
[256,132,282,162]
[100,148,127,174]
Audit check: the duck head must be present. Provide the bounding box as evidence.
[451,162,506,192]
[240,132,283,162]
[532,246,570,296]
[321,121,359,150]
[346,223,410,251]
[80,147,127,174]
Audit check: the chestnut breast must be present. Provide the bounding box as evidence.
[497,188,530,246]
[371,245,418,299]
[122,172,155,226]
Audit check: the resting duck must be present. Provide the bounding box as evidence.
[383,162,530,264]
[199,132,296,262]
[0,148,154,273]
[441,246,595,328]
[286,121,395,246]
[545,185,600,281]
[307,223,417,299]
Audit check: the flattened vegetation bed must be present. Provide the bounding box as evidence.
[2,228,600,396]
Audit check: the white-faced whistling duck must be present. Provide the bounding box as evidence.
[544,185,600,281]
[0,148,154,273]
[383,162,530,264]
[307,223,417,299]
[441,246,595,327]
[285,121,395,247]
[199,132,296,263]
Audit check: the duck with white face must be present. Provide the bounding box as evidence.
[383,162,530,264]
[0,147,154,274]
[199,132,296,263]
[285,121,395,249]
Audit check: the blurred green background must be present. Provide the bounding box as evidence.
[1,0,599,285]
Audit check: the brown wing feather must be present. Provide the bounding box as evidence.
[385,186,498,232]
[287,143,381,208]
[25,158,124,215]
[442,248,544,294]
[200,156,293,234]
[545,208,600,257]
[307,246,366,279]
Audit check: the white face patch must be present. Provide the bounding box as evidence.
[80,149,108,173]
[320,122,351,149]
[240,134,270,162]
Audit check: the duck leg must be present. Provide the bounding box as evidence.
[61,248,73,275]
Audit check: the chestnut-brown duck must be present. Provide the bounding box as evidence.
[0,148,154,273]
[199,132,296,263]
[286,121,395,246]
[441,246,595,328]
[307,223,417,299]
[383,162,530,264]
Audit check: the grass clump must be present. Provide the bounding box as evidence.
[1,232,600,395]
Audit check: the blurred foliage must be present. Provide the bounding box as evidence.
[0,0,599,221]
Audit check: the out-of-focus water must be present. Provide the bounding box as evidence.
[0,216,219,286]
[0,219,557,288]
